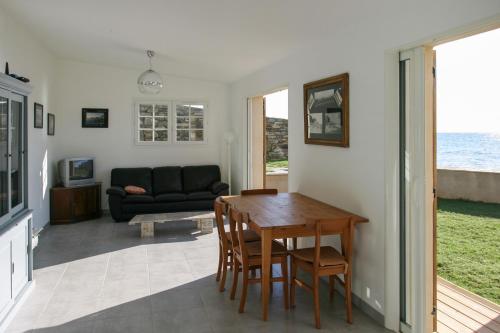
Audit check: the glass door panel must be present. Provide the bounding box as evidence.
[0,91,9,216]
[0,94,8,218]
[11,97,23,212]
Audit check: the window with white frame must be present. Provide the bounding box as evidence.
[136,102,169,143]
[174,103,206,143]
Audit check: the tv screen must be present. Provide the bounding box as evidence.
[69,160,93,180]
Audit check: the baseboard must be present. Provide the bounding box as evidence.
[319,276,385,327]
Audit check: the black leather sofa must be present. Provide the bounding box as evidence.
[106,165,229,222]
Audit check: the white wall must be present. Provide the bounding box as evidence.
[229,0,500,321]
[54,60,229,209]
[0,8,57,231]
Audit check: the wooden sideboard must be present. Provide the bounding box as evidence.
[50,183,102,224]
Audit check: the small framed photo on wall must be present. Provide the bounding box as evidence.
[82,108,109,128]
[34,103,43,128]
[47,113,55,136]
[304,73,349,147]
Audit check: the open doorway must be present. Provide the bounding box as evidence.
[247,89,288,192]
[433,28,500,333]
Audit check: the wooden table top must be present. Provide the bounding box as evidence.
[222,192,368,230]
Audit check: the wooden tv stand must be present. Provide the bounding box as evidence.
[50,183,102,224]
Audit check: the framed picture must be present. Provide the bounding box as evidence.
[34,103,43,128]
[47,113,55,136]
[304,73,349,147]
[82,108,109,128]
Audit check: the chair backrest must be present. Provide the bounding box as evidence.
[214,197,229,246]
[228,206,249,259]
[312,217,354,270]
[241,188,278,195]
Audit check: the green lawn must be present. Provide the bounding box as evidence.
[437,199,500,304]
[266,159,288,172]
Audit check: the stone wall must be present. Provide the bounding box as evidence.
[437,169,500,204]
[266,117,288,161]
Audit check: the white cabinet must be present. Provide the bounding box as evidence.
[0,238,11,315]
[10,221,28,298]
[0,214,32,326]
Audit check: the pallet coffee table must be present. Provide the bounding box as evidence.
[129,211,215,238]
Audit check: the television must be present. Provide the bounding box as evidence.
[58,157,95,187]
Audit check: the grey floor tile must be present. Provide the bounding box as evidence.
[5,216,388,333]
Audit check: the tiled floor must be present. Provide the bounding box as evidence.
[5,215,389,333]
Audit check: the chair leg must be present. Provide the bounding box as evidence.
[290,258,297,308]
[230,260,240,300]
[270,265,273,295]
[329,275,335,302]
[239,265,249,313]
[345,273,353,324]
[313,275,321,329]
[219,252,229,292]
[216,244,223,282]
[281,258,289,309]
[229,252,233,271]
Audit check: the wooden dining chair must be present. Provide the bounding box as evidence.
[228,206,289,313]
[214,197,260,292]
[240,188,278,195]
[290,217,354,329]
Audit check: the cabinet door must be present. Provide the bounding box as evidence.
[86,186,97,214]
[10,221,27,298]
[73,187,87,218]
[0,234,11,315]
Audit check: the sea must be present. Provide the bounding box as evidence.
[437,133,500,172]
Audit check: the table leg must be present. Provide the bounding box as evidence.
[261,229,272,321]
[141,222,155,237]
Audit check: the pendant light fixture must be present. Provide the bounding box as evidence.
[137,50,164,94]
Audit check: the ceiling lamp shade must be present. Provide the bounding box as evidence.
[137,50,164,94]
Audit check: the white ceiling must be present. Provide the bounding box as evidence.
[1,0,344,82]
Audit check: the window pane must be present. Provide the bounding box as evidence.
[139,104,153,116]
[177,130,189,141]
[176,105,189,116]
[154,130,168,141]
[190,117,203,129]
[11,100,22,208]
[176,117,189,129]
[190,130,204,142]
[155,117,168,129]
[0,96,8,217]
[139,130,153,141]
[155,105,168,117]
[139,117,153,129]
[190,105,204,117]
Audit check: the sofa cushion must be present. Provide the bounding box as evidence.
[182,165,221,193]
[186,191,217,201]
[111,168,152,194]
[155,193,187,203]
[122,195,154,204]
[152,166,183,194]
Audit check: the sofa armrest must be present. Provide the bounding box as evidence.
[211,181,229,194]
[106,186,126,198]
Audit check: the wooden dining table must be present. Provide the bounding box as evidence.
[221,192,369,321]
